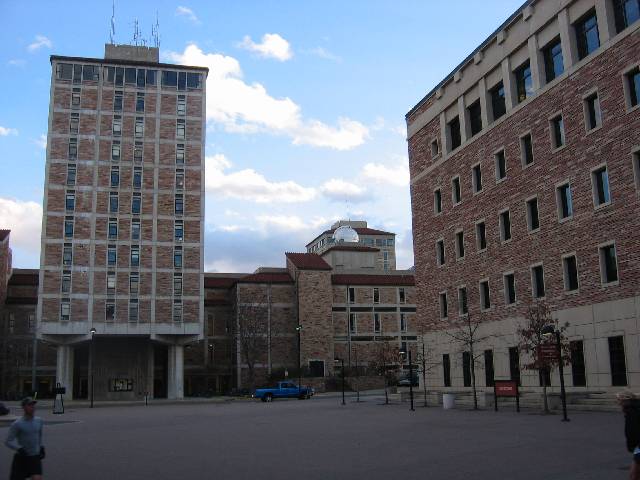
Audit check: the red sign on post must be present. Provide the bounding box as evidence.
[495,381,518,397]
[538,344,558,360]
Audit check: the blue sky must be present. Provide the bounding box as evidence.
[0,0,524,272]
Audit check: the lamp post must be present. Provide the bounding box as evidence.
[296,325,302,395]
[334,358,345,405]
[89,327,96,408]
[542,325,569,422]
[400,347,415,412]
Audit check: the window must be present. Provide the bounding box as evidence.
[448,116,461,151]
[575,10,600,60]
[490,82,506,121]
[462,351,471,387]
[174,273,183,295]
[550,115,565,149]
[109,192,118,213]
[504,273,516,305]
[56,63,73,80]
[476,221,487,251]
[131,220,141,240]
[72,64,82,84]
[175,194,184,215]
[178,71,187,91]
[509,347,521,385]
[634,151,640,191]
[514,61,533,103]
[176,144,185,164]
[63,243,73,266]
[110,166,119,187]
[436,239,446,265]
[135,117,144,138]
[130,246,140,267]
[485,350,495,387]
[107,245,116,266]
[129,299,139,323]
[452,176,462,204]
[105,302,115,322]
[479,280,491,310]
[434,189,442,214]
[133,167,142,189]
[348,287,355,304]
[584,93,601,130]
[174,247,183,268]
[614,0,640,32]
[443,354,451,387]
[458,286,468,315]
[374,313,381,333]
[64,217,74,238]
[108,219,118,239]
[556,183,573,219]
[439,292,448,319]
[177,95,186,116]
[113,91,123,112]
[467,100,482,136]
[137,68,147,88]
[173,301,183,323]
[66,192,76,211]
[134,143,143,163]
[400,313,407,332]
[111,141,121,161]
[563,254,579,291]
[349,313,357,334]
[82,65,99,82]
[570,340,587,387]
[61,271,71,293]
[176,119,186,139]
[526,197,540,232]
[531,264,546,298]
[599,243,619,284]
[136,93,145,113]
[129,273,139,294]
[455,230,465,259]
[176,170,185,190]
[71,89,81,109]
[132,193,141,214]
[60,299,70,321]
[112,116,122,136]
[107,271,116,293]
[592,166,611,207]
[114,67,124,86]
[125,67,136,84]
[472,164,482,193]
[162,70,178,87]
[187,72,202,89]
[608,336,628,386]
[373,288,380,304]
[66,164,77,186]
[70,113,79,134]
[499,210,511,242]
[399,287,406,304]
[520,133,534,166]
[542,38,564,83]
[431,139,439,157]
[625,67,640,108]
[68,138,77,159]
[174,220,184,242]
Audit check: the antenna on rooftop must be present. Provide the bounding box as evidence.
[109,0,116,44]
[132,18,141,46]
[151,11,161,48]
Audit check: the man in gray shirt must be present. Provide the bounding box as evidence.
[5,397,45,480]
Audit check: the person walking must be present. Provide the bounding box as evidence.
[5,397,45,480]
[618,390,640,480]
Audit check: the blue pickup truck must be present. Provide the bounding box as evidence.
[254,381,314,402]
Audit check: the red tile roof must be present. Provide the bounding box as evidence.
[285,252,332,271]
[238,272,293,284]
[331,274,415,286]
[0,230,9,242]
[322,245,380,254]
[8,270,39,286]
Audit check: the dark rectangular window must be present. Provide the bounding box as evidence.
[626,68,640,107]
[64,217,74,238]
[177,95,186,116]
[600,244,619,283]
[130,246,140,267]
[56,63,73,80]
[187,72,202,89]
[73,64,82,84]
[476,221,487,251]
[585,93,601,130]
[66,164,77,186]
[490,82,506,120]
[134,144,143,163]
[448,116,461,151]
[133,168,142,189]
[504,273,516,305]
[108,220,117,239]
[456,231,465,259]
[111,141,121,161]
[136,93,145,113]
[539,367,551,387]
[495,150,506,180]
[570,340,587,387]
[468,100,482,136]
[374,313,381,333]
[162,70,177,87]
[175,195,184,215]
[176,144,185,164]
[174,221,184,241]
[348,287,355,304]
[551,115,565,148]
[509,347,520,385]
[132,194,141,214]
[521,134,534,165]
[592,166,611,206]
[107,245,117,266]
[115,67,124,86]
[178,71,187,91]
[472,164,482,193]
[484,350,495,387]
[63,244,73,266]
[480,280,490,309]
[614,0,640,32]
[532,265,545,298]
[514,61,533,103]
[462,351,471,387]
[109,192,118,213]
[136,68,146,88]
[146,69,157,86]
[452,177,461,204]
[66,192,76,211]
[373,287,380,304]
[443,354,451,387]
[125,67,137,84]
[69,113,79,134]
[557,183,573,219]
[439,292,448,318]
[113,92,123,111]
[436,239,445,265]
[68,138,77,160]
[563,255,579,291]
[458,287,468,315]
[575,10,600,60]
[500,210,511,242]
[174,248,183,268]
[543,38,564,83]
[131,220,141,241]
[105,303,115,322]
[608,336,628,386]
[526,197,540,231]
[110,167,119,187]
[434,189,442,214]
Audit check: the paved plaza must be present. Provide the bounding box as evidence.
[0,394,632,479]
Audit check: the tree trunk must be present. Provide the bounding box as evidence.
[470,345,478,410]
[422,363,428,407]
[384,377,389,405]
[542,371,549,414]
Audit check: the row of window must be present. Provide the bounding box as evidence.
[59,298,185,323]
[64,191,186,215]
[66,165,185,191]
[348,312,409,334]
[346,286,407,304]
[68,137,189,165]
[62,217,185,243]
[437,242,619,319]
[434,2,640,154]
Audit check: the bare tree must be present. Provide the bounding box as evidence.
[234,294,268,391]
[371,341,400,405]
[415,334,440,407]
[516,301,570,413]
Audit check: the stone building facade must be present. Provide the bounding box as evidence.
[407,0,640,392]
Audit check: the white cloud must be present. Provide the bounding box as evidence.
[306,47,341,62]
[206,154,316,203]
[0,126,18,136]
[165,44,368,150]
[35,134,47,149]
[391,124,407,137]
[362,159,409,187]
[0,197,42,254]
[175,6,200,24]
[320,178,368,202]
[27,35,52,52]
[8,59,26,67]
[254,215,331,233]
[238,33,293,62]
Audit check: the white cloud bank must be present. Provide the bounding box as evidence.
[0,126,18,136]
[320,178,368,202]
[0,197,42,254]
[238,33,293,61]
[175,6,200,24]
[166,44,368,150]
[361,159,409,187]
[27,35,52,52]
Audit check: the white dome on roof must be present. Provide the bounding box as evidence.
[333,225,359,243]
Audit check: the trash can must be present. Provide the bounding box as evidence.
[442,393,455,409]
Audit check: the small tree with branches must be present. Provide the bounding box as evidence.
[415,333,440,407]
[371,341,400,405]
[234,294,268,392]
[516,301,570,413]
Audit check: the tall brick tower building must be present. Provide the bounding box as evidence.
[37,44,207,400]
[407,0,639,392]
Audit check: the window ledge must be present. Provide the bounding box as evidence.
[593,201,612,211]
[527,228,540,235]
[601,280,620,288]
[480,307,493,312]
[551,144,567,154]
[501,238,512,245]
[504,301,517,308]
[452,201,462,208]
[477,248,487,254]
[522,161,534,170]
[585,124,603,136]
[625,104,640,115]
[558,215,573,224]
[495,176,507,184]
[564,288,580,295]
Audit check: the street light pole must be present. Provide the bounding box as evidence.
[89,327,96,408]
[335,358,345,405]
[408,349,415,412]
[296,325,302,396]
[555,331,569,422]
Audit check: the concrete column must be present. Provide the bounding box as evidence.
[528,35,543,91]
[457,96,469,143]
[478,77,490,128]
[439,112,448,157]
[146,343,154,398]
[56,345,74,400]
[167,344,184,399]
[501,57,515,111]
[596,0,616,44]
[558,9,577,69]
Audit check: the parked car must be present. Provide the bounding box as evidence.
[253,381,314,402]
[397,374,419,387]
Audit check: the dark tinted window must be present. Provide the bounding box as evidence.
[462,352,471,387]
[187,72,202,89]
[146,70,157,86]
[543,39,564,83]
[178,72,187,91]
[449,116,461,151]
[521,134,534,165]
[575,10,600,60]
[468,101,482,136]
[443,354,451,387]
[162,71,177,87]
[490,82,506,120]
[570,340,586,386]
[627,68,640,107]
[137,69,146,88]
[608,336,627,386]
[509,347,520,385]
[515,61,533,103]
[614,0,640,32]
[484,350,495,387]
[125,68,137,84]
